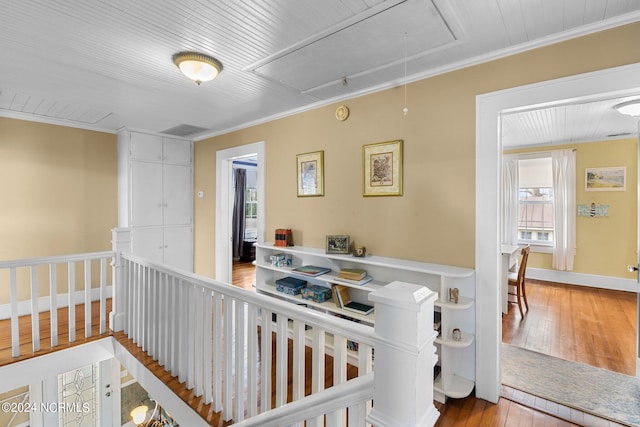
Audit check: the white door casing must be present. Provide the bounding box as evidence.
[476,62,640,403]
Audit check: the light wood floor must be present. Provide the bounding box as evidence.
[0,300,112,367]
[502,279,637,376]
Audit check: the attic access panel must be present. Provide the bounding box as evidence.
[251,0,457,93]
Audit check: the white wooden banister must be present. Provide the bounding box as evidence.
[0,251,114,358]
[233,373,375,427]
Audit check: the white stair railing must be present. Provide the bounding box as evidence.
[115,251,440,426]
[118,252,377,424]
[0,251,114,358]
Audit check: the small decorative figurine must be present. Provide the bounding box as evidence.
[353,245,367,257]
[452,328,462,341]
[449,287,459,304]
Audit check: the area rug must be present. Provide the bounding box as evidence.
[502,343,640,426]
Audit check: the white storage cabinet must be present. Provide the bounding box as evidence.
[118,130,194,271]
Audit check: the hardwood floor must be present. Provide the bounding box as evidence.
[502,279,637,376]
[0,300,112,367]
[232,260,256,291]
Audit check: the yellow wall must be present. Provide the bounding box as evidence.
[194,22,640,278]
[0,118,118,300]
[506,138,637,278]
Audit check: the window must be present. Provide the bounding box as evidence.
[245,188,257,219]
[518,157,553,245]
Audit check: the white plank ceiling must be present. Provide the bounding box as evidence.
[0,0,639,146]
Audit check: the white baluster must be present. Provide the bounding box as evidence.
[326,334,347,426]
[187,283,196,390]
[212,292,224,411]
[292,319,305,402]
[247,304,259,417]
[260,309,273,414]
[194,286,204,396]
[223,297,234,420]
[234,300,247,422]
[275,313,288,408]
[30,265,40,352]
[99,258,107,334]
[68,262,76,343]
[49,263,58,347]
[9,267,19,357]
[84,259,91,338]
[308,327,325,427]
[203,289,213,404]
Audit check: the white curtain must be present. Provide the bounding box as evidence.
[502,154,519,245]
[551,149,576,270]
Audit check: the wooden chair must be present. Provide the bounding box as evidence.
[507,245,530,318]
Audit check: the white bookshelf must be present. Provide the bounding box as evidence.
[254,243,476,403]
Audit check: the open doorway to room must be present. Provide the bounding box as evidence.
[499,99,638,377]
[231,156,259,290]
[476,66,640,424]
[475,63,640,408]
[215,141,265,288]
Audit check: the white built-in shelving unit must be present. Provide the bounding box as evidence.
[254,243,475,403]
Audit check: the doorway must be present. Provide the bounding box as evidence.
[475,62,640,404]
[215,141,265,284]
[499,100,638,375]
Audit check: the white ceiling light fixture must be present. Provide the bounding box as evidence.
[172,52,222,85]
[613,99,640,117]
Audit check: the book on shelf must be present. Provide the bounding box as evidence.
[434,311,441,336]
[292,265,331,277]
[338,268,367,281]
[332,284,350,309]
[335,275,372,286]
[343,301,374,315]
[332,284,374,315]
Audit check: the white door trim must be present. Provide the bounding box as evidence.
[215,141,265,283]
[476,62,640,403]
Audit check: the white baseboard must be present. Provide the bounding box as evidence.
[527,268,638,293]
[0,286,113,320]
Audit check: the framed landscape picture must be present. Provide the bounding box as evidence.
[362,139,403,196]
[297,150,324,197]
[585,166,626,191]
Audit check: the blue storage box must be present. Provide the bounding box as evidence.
[300,285,332,303]
[275,276,307,295]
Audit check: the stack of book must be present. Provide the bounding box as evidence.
[331,284,374,315]
[338,268,366,281]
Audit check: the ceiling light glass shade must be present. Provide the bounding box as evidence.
[613,99,640,117]
[130,405,148,424]
[173,52,222,85]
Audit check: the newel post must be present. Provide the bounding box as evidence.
[109,227,131,332]
[366,281,439,427]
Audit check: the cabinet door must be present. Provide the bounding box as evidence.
[163,164,192,225]
[131,161,163,226]
[131,227,164,264]
[164,226,193,271]
[163,137,191,164]
[130,133,163,162]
